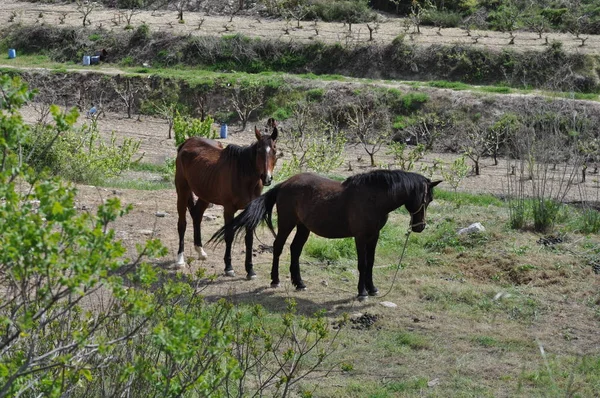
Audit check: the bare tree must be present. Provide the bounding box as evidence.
[223,0,246,22]
[460,121,489,176]
[75,0,96,27]
[284,0,311,28]
[113,78,141,119]
[230,83,265,132]
[346,94,391,167]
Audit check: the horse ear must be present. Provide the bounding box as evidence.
[271,126,278,141]
[430,180,442,188]
[255,126,262,140]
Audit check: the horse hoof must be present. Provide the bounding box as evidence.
[270,282,280,288]
[295,286,307,291]
[195,246,207,261]
[357,295,369,302]
[225,270,235,277]
[176,253,185,268]
[246,272,257,280]
[369,289,379,297]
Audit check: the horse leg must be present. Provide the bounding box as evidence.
[223,207,236,277]
[270,219,296,288]
[366,234,379,296]
[289,224,310,291]
[244,226,256,280]
[176,184,190,267]
[189,198,209,261]
[354,237,369,301]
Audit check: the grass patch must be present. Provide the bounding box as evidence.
[427,80,470,90]
[394,331,430,350]
[100,177,173,190]
[429,189,504,207]
[303,236,355,263]
[518,355,600,396]
[129,162,167,173]
[479,86,512,94]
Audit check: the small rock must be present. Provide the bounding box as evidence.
[139,229,154,235]
[155,211,168,217]
[112,190,123,195]
[427,378,440,387]
[380,301,397,308]
[413,317,420,323]
[458,222,485,235]
[81,205,89,211]
[203,214,217,221]
[321,280,328,287]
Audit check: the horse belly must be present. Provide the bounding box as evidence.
[298,204,351,239]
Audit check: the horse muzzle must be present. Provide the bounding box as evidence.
[262,174,273,186]
[411,222,426,233]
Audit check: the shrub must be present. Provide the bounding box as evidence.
[422,9,463,28]
[173,113,217,146]
[25,112,142,185]
[308,0,375,23]
[578,208,600,234]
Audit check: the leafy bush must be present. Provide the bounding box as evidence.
[578,208,600,234]
[422,9,463,28]
[532,199,562,232]
[387,142,426,171]
[173,113,217,147]
[25,112,141,185]
[308,0,376,23]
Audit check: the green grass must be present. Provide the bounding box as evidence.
[427,80,470,90]
[100,177,173,190]
[304,236,355,263]
[129,162,167,173]
[479,85,512,94]
[433,189,504,207]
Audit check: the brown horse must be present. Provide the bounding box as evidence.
[175,125,278,278]
[210,170,441,300]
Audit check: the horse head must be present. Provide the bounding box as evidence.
[254,122,278,186]
[406,179,442,232]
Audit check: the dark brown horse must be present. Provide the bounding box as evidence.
[175,125,278,278]
[210,170,441,300]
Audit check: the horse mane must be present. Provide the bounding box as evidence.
[222,142,258,178]
[342,169,427,196]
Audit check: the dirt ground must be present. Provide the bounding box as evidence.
[2,0,600,55]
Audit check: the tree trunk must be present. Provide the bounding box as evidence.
[369,153,375,167]
[474,161,480,175]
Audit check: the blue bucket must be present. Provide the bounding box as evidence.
[8,49,16,59]
[220,124,228,139]
[82,55,90,66]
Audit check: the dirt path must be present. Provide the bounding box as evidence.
[2,0,600,55]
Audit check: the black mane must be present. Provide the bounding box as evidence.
[222,142,257,178]
[342,169,428,196]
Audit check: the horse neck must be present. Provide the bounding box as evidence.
[378,186,419,214]
[232,143,261,185]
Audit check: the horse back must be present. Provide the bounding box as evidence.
[176,137,259,209]
[279,173,352,238]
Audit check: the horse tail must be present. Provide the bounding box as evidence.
[208,185,280,245]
